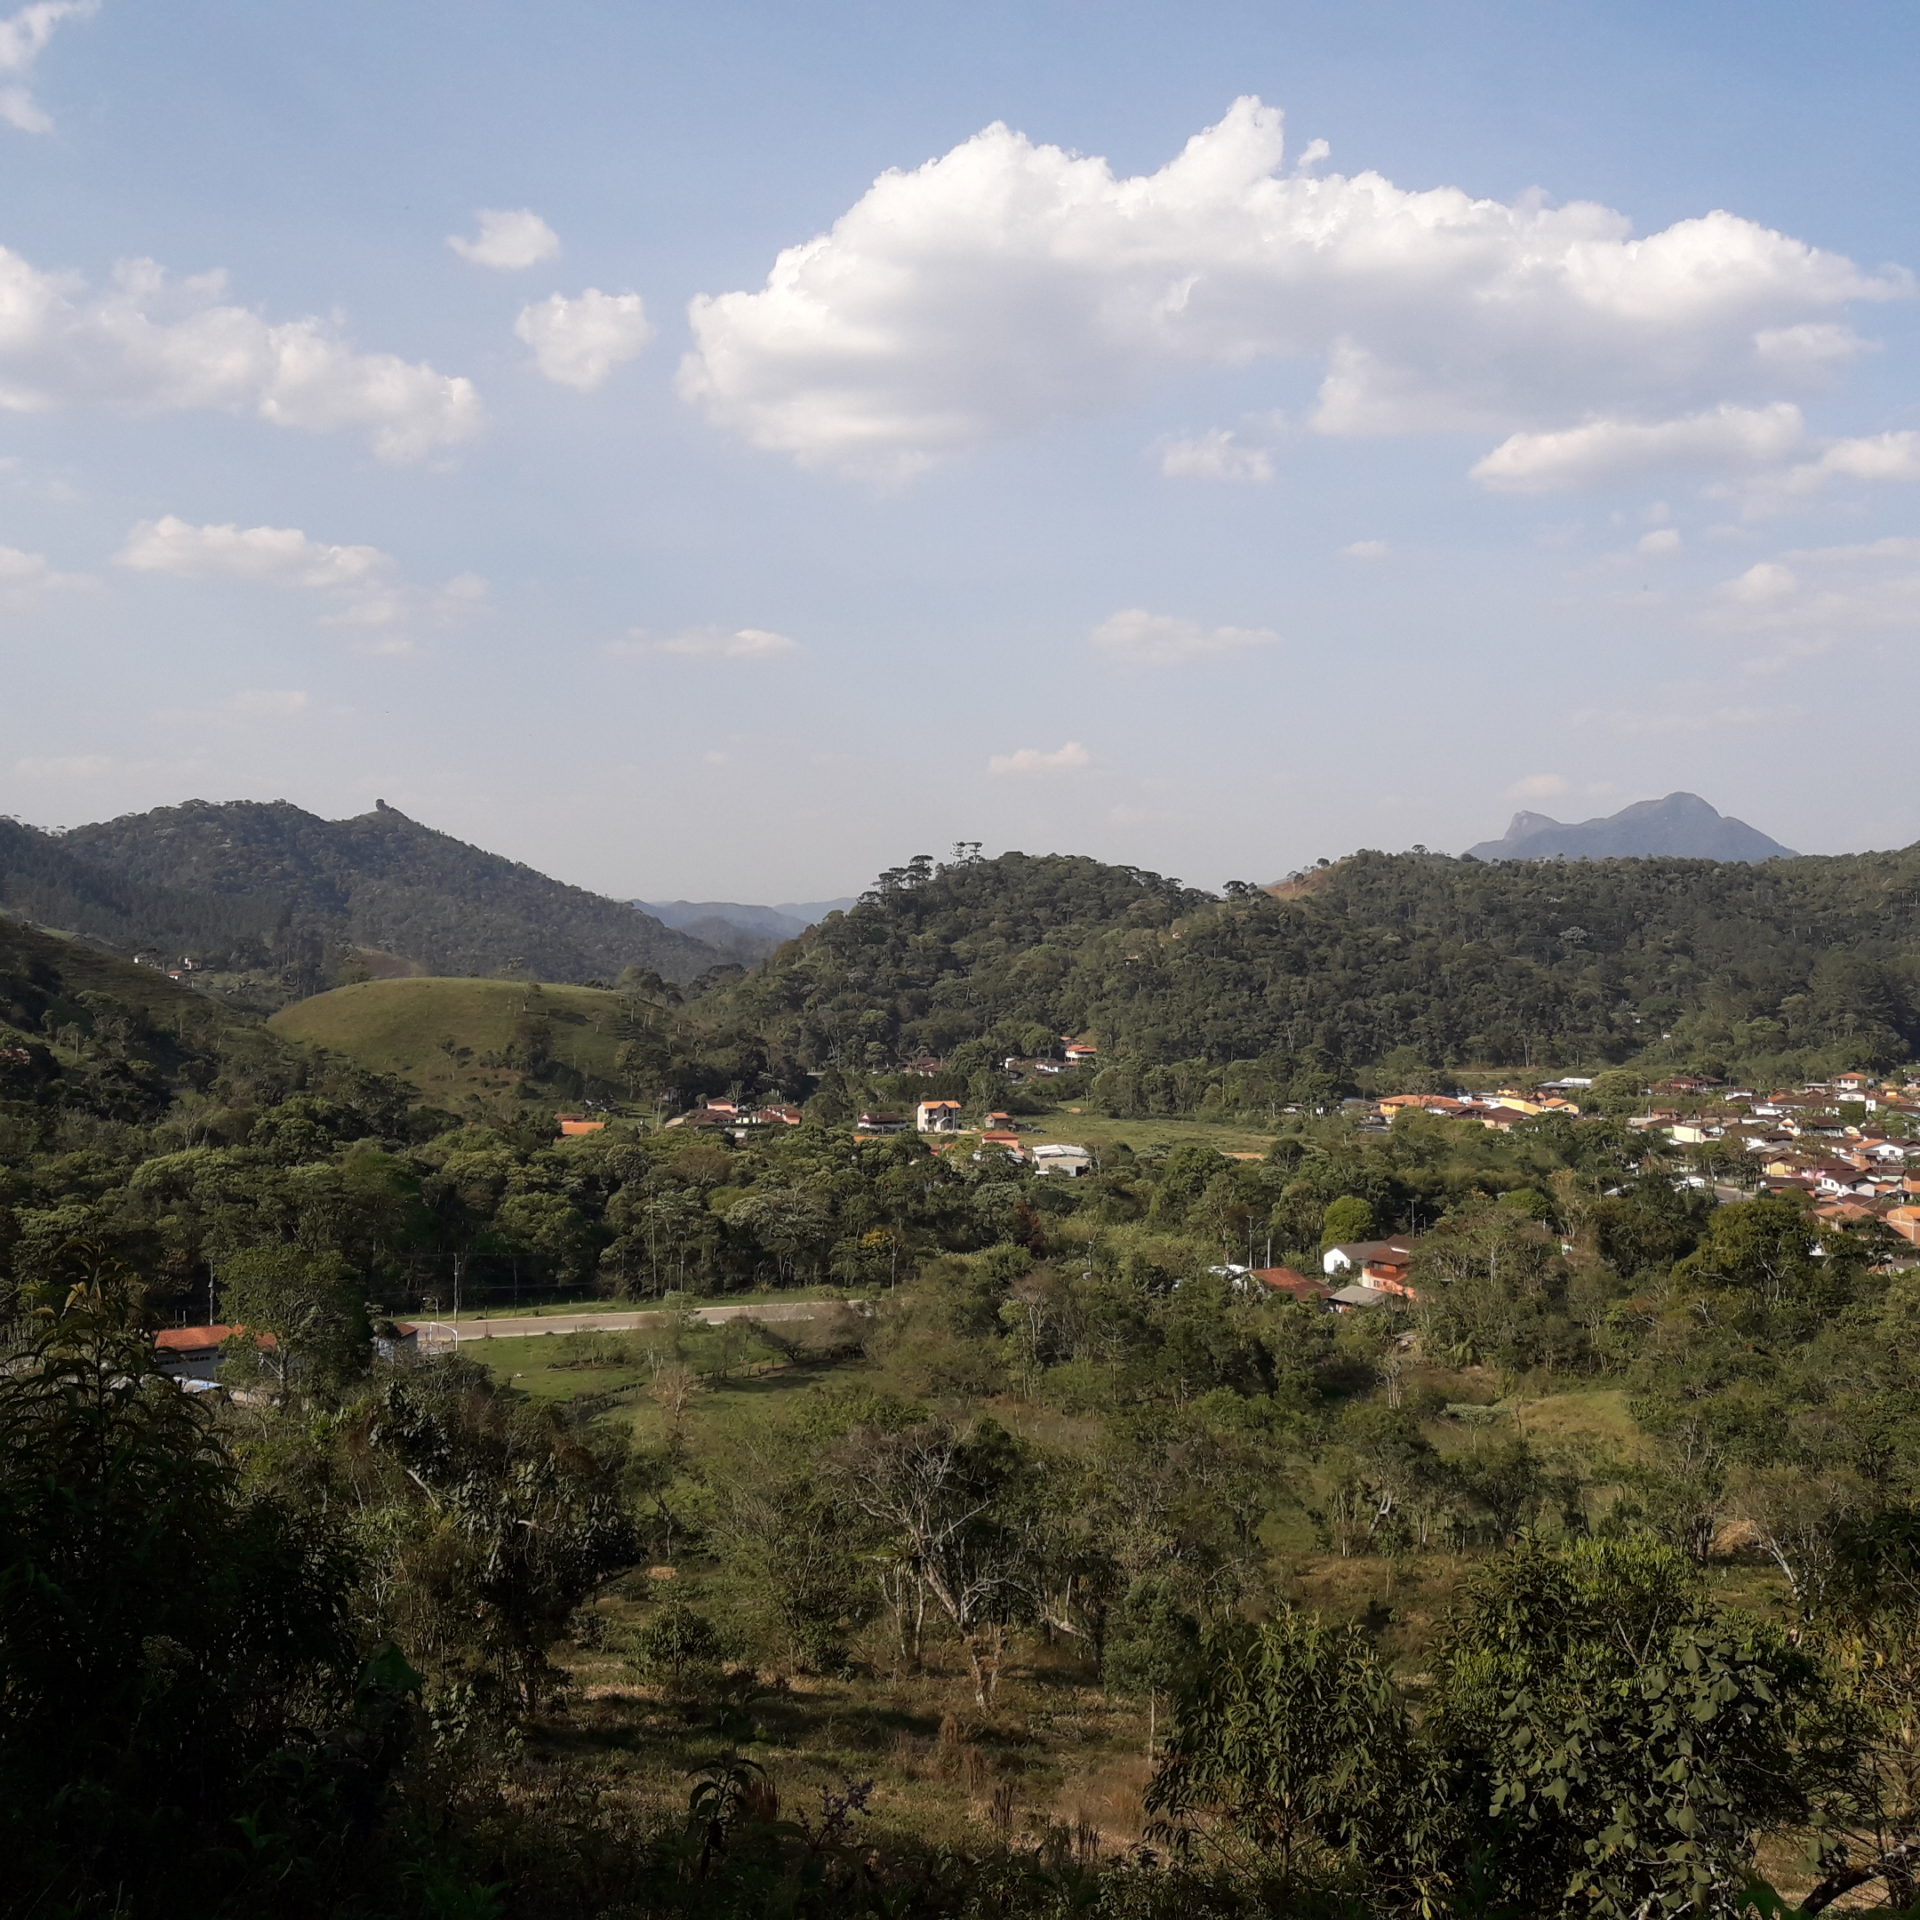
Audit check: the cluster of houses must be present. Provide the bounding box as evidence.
[851,1099,1094,1174]
[659,1100,806,1139]
[1627,1073,1920,1241]
[1359,1085,1591,1131]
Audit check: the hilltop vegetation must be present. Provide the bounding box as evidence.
[703,843,1920,1112]
[1,797,719,998]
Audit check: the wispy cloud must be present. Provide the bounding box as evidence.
[1091,608,1281,667]
[987,740,1091,776]
[608,625,800,660]
[1159,427,1274,484]
[115,517,487,648]
[0,0,97,134]
[1505,773,1569,800]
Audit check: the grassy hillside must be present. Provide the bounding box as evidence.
[269,975,630,1107]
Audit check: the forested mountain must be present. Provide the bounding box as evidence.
[713,842,1920,1091]
[1465,791,1796,862]
[0,814,285,959]
[2,799,718,986]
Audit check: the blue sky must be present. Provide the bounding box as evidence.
[4,0,1919,898]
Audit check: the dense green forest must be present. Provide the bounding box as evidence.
[0,798,721,994]
[702,844,1920,1109]
[9,891,1920,1916]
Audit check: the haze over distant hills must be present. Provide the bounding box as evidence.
[1464,793,1797,864]
[636,897,857,945]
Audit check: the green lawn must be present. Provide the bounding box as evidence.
[462,1323,835,1416]
[465,1333,655,1402]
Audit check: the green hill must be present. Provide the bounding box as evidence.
[710,842,1920,1097]
[2,798,718,992]
[268,976,631,1109]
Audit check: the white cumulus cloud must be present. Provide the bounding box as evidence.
[446,207,560,271]
[1340,538,1388,559]
[1160,428,1273,483]
[679,96,1902,479]
[609,625,800,659]
[0,0,95,134]
[1471,403,1807,492]
[986,741,1090,775]
[0,249,481,459]
[1090,607,1282,667]
[514,289,654,390]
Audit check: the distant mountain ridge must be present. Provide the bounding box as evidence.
[637,897,856,942]
[1,799,719,986]
[1465,793,1796,864]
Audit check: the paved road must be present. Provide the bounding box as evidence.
[414,1299,866,1347]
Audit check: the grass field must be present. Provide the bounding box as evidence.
[1506,1386,1648,1460]
[268,976,628,1104]
[465,1322,846,1420]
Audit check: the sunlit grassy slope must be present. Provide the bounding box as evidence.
[268,976,627,1104]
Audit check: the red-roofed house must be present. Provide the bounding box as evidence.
[154,1323,274,1384]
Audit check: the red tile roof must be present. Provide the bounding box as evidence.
[155,1324,275,1352]
[1250,1266,1331,1302]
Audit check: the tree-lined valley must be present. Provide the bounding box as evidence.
[10,820,1920,1916]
